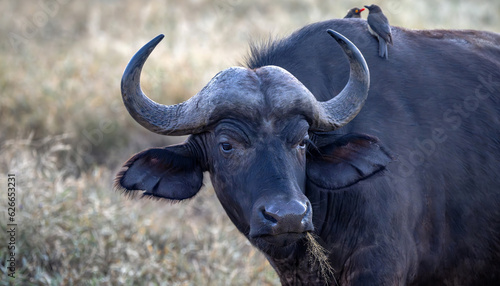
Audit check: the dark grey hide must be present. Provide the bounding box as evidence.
[116,19,500,285]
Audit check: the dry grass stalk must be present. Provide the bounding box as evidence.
[306,232,336,285]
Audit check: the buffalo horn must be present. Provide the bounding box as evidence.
[310,29,370,131]
[121,34,225,136]
[121,30,369,135]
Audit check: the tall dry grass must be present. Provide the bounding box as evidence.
[0,137,277,285]
[0,0,499,285]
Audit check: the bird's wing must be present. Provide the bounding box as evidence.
[368,13,392,43]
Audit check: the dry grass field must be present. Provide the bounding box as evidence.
[1,0,499,285]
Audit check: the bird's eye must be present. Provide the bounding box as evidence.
[220,142,233,153]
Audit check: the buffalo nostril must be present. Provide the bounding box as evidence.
[251,199,314,237]
[261,200,308,225]
[261,208,278,224]
[302,201,312,222]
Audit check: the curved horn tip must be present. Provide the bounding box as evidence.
[152,34,165,44]
[121,34,165,85]
[326,29,369,74]
[326,29,344,43]
[132,34,165,57]
[137,34,165,57]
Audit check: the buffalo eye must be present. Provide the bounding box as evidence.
[220,142,233,153]
[298,140,307,149]
[297,135,309,150]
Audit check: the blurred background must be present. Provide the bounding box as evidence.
[0,0,498,285]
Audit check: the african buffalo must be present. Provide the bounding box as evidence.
[116,19,500,285]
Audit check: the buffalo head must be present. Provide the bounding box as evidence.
[115,30,386,257]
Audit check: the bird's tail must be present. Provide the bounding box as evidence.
[379,39,388,59]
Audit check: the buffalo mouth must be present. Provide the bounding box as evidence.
[252,231,309,248]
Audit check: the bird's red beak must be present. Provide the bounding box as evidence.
[359,8,365,12]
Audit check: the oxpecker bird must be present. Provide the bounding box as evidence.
[365,4,392,59]
[344,7,365,18]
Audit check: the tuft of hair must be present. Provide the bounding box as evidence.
[306,232,337,285]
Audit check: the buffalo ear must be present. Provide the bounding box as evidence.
[115,144,203,201]
[307,133,392,190]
